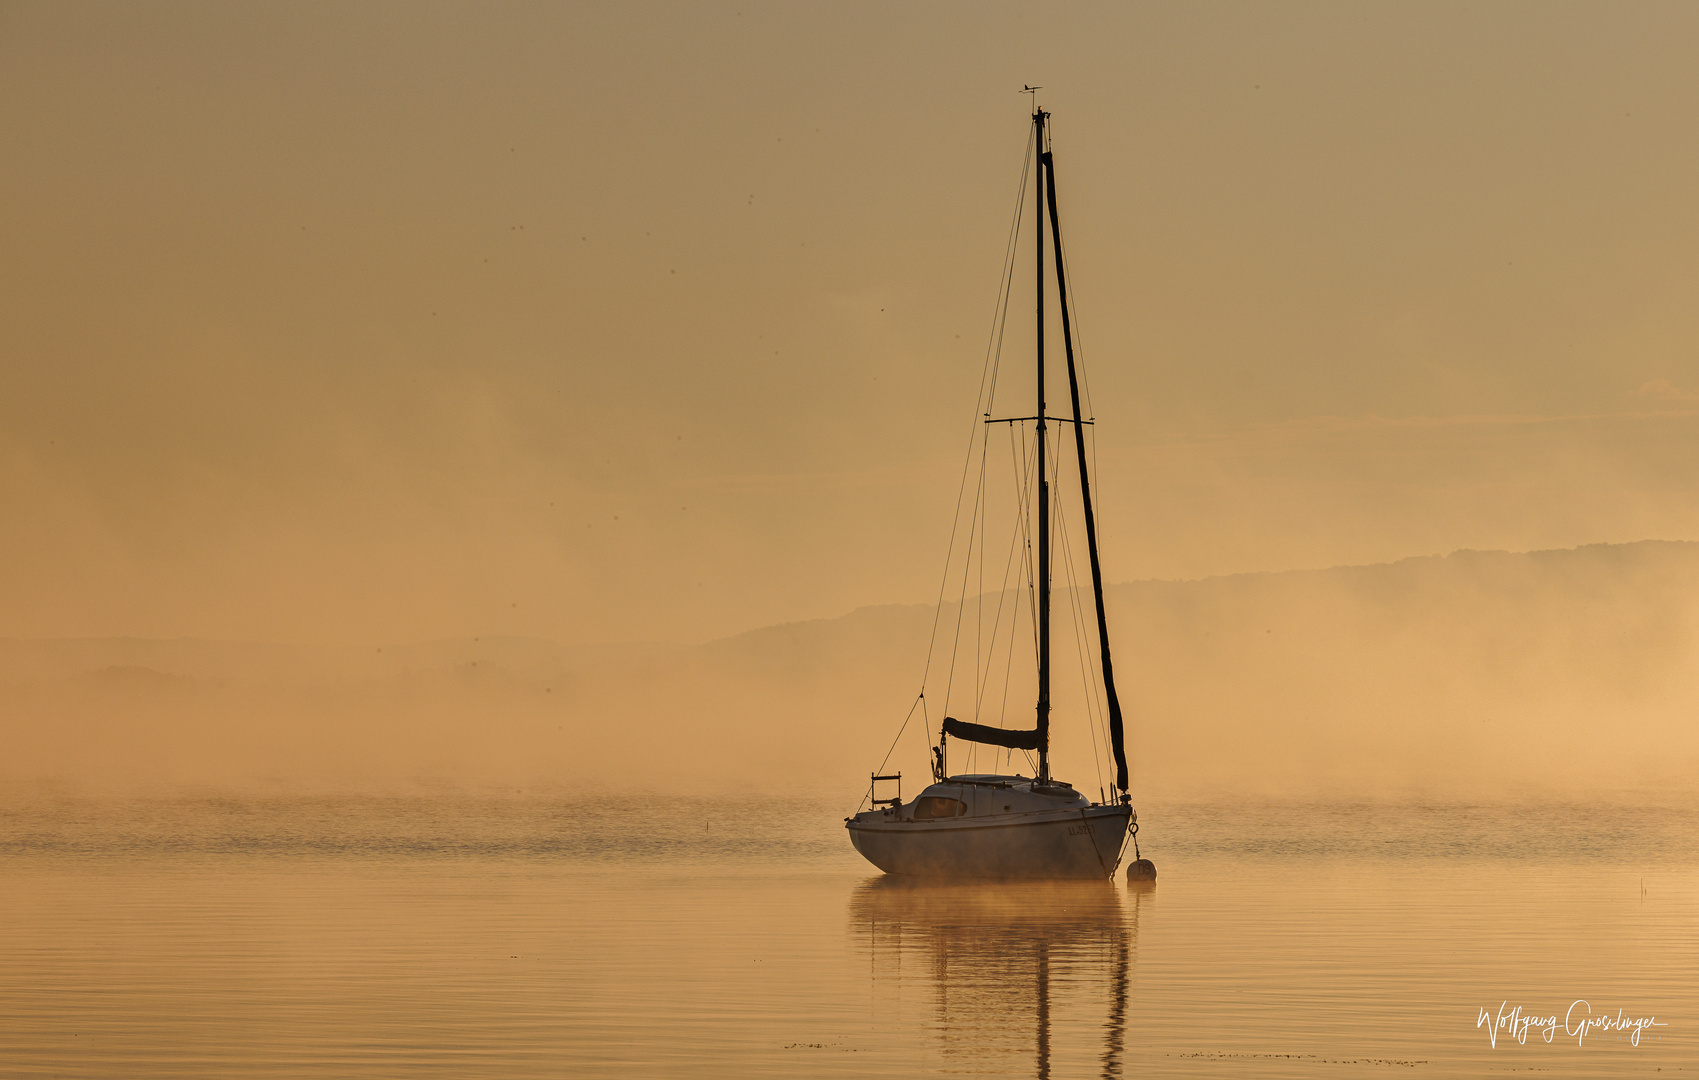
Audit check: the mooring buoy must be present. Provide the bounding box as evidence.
[1127,858,1157,881]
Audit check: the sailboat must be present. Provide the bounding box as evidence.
[845,104,1140,880]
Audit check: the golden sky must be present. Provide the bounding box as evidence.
[7,1,1699,647]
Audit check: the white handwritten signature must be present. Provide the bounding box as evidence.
[1476,1000,1667,1048]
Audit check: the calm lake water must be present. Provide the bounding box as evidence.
[0,796,1693,1077]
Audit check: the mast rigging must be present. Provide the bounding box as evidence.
[939,103,1129,799]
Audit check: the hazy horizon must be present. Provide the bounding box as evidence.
[5,539,1696,803]
[0,534,1685,649]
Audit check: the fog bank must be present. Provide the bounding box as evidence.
[5,540,1696,804]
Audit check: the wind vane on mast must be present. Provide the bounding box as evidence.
[1022,84,1042,110]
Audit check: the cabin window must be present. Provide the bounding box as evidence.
[913,796,966,819]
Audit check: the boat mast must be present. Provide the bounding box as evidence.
[1034,105,1050,785]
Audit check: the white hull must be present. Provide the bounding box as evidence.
[847,803,1131,880]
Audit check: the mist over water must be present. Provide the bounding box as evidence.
[1,796,1690,1078]
[6,541,1698,804]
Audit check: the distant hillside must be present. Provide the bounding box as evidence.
[3,541,1697,800]
[1110,541,1699,799]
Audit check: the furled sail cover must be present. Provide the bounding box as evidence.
[941,717,1042,750]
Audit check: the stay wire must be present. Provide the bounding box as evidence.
[913,125,1032,720]
[865,117,1033,799]
[984,126,1036,439]
[1057,452,1114,789]
[1051,450,1108,798]
[859,692,924,814]
[998,424,1038,773]
[941,364,997,737]
[951,144,1032,722]
[1048,126,1124,792]
[973,426,1031,719]
[1047,114,1096,424]
[1016,422,1040,665]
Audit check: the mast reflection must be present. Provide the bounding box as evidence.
[850,878,1151,1078]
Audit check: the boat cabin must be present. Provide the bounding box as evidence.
[855,774,1091,824]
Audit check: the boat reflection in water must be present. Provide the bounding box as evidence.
[850,877,1152,1078]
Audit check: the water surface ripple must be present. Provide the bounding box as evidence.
[1,797,1691,1077]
